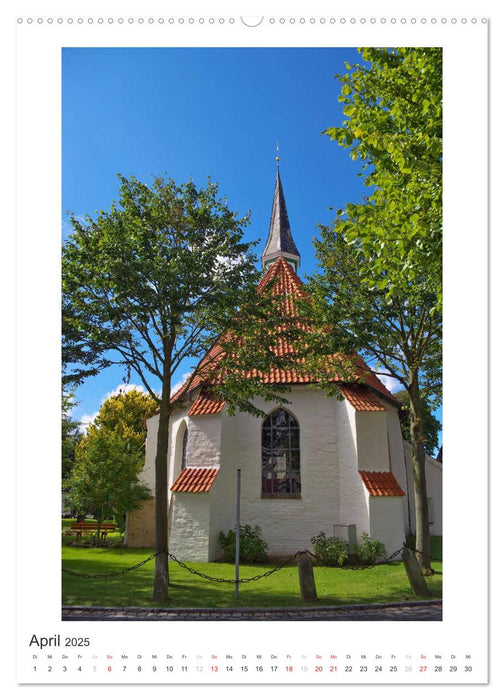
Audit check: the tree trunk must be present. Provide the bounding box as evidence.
[95,519,102,548]
[409,377,432,573]
[152,381,172,603]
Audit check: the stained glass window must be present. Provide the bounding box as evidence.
[261,409,301,495]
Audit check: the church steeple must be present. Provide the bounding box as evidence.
[261,164,301,273]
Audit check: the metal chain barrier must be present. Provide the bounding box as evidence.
[167,549,305,584]
[62,544,439,580]
[61,549,306,582]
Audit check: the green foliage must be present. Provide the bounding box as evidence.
[306,47,443,570]
[354,532,387,565]
[62,173,282,597]
[64,429,151,537]
[394,390,441,456]
[218,525,269,563]
[62,392,82,480]
[62,299,112,386]
[114,511,127,534]
[62,174,261,402]
[73,388,157,529]
[324,47,442,313]
[311,532,387,567]
[86,388,158,458]
[94,388,157,430]
[310,532,349,566]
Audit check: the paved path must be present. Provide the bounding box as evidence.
[62,600,442,621]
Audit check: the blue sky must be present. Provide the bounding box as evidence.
[62,47,439,439]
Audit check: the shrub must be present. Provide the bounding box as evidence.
[218,524,268,563]
[355,532,387,564]
[311,531,387,566]
[114,511,127,533]
[310,532,349,566]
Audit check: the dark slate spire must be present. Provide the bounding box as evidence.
[261,167,301,273]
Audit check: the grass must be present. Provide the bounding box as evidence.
[62,539,442,609]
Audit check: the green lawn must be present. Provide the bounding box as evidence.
[62,543,442,609]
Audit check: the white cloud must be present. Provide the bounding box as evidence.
[373,370,403,395]
[78,412,98,434]
[171,372,193,397]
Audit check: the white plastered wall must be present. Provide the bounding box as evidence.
[169,412,222,561]
[368,495,405,558]
[127,387,417,559]
[402,440,443,537]
[169,492,211,561]
[208,408,236,560]
[338,400,372,538]
[355,410,389,471]
[339,399,407,555]
[213,387,343,557]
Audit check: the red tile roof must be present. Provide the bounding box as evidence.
[187,392,226,416]
[341,384,386,411]
[258,254,308,308]
[171,467,219,493]
[358,471,405,497]
[169,257,398,414]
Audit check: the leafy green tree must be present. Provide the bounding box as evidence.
[88,388,158,455]
[80,388,159,529]
[393,390,441,458]
[64,430,151,544]
[63,299,112,386]
[62,174,285,601]
[325,47,442,314]
[62,392,81,481]
[308,47,442,572]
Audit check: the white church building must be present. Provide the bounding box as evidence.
[125,170,442,561]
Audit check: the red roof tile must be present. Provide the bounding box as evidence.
[258,254,308,308]
[341,384,386,411]
[188,392,226,416]
[171,467,219,493]
[358,471,405,497]
[169,257,398,411]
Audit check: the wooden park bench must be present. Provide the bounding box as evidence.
[70,522,116,541]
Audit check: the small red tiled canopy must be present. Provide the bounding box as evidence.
[340,384,385,411]
[171,467,219,493]
[188,392,225,416]
[358,470,405,497]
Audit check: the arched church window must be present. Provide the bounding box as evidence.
[180,425,188,471]
[262,409,300,495]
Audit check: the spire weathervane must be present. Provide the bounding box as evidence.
[276,140,280,167]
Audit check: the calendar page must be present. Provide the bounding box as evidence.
[11,0,493,695]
